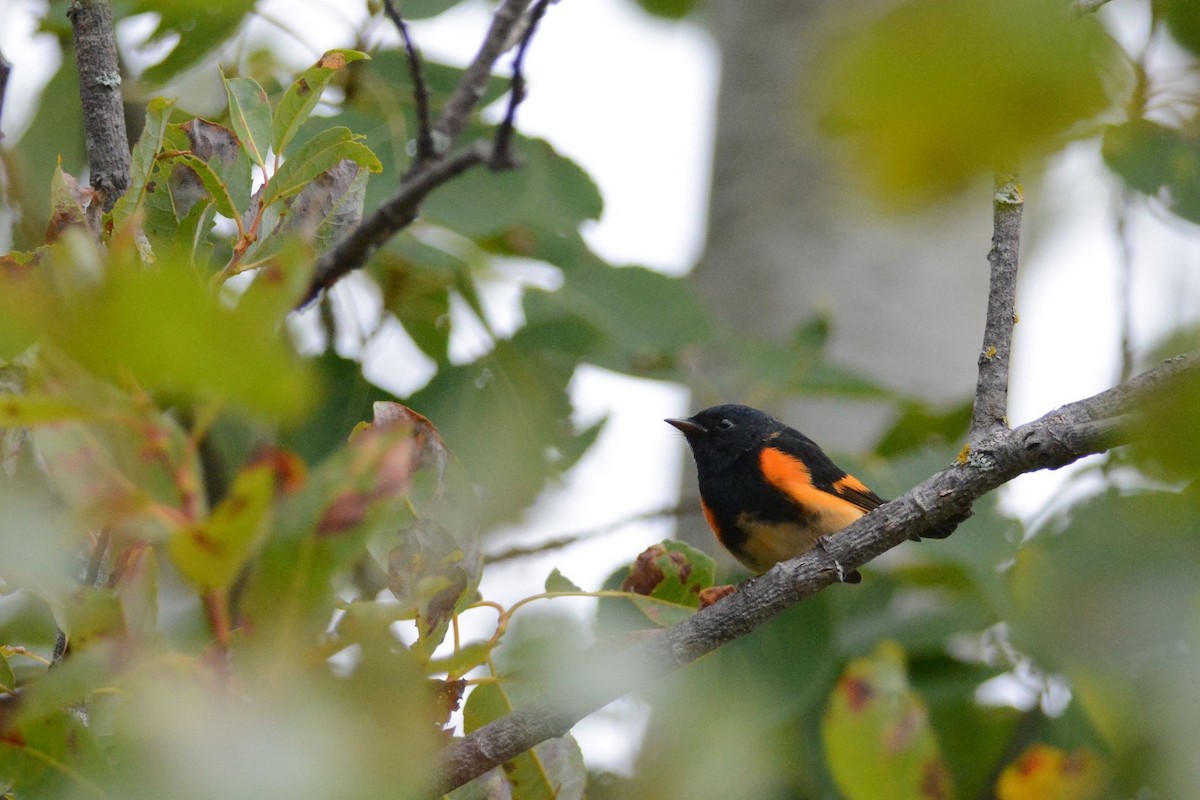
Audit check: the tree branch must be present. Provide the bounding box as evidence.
[0,46,11,143]
[490,0,552,169]
[434,0,531,144]
[436,349,1200,794]
[971,173,1023,439]
[67,0,130,211]
[297,0,543,306]
[298,143,488,306]
[381,0,435,167]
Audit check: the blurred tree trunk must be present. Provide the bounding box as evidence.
[680,0,992,551]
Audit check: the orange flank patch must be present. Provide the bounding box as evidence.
[700,498,721,540]
[759,447,867,530]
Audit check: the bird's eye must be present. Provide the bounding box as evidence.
[717,418,734,430]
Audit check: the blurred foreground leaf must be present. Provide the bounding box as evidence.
[822,640,954,800]
[814,0,1121,204]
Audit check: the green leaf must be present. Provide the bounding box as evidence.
[168,454,280,591]
[427,641,495,677]
[14,254,317,419]
[1162,0,1200,56]
[9,60,85,249]
[243,413,425,646]
[138,0,257,85]
[1102,121,1200,225]
[0,654,14,694]
[875,399,972,458]
[633,0,697,19]
[620,540,715,609]
[264,126,381,207]
[273,49,370,154]
[524,261,714,379]
[598,541,716,631]
[423,137,602,237]
[222,74,273,168]
[545,568,582,593]
[111,97,177,230]
[822,641,954,800]
[406,320,601,525]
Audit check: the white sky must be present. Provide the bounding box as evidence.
[3,0,1200,775]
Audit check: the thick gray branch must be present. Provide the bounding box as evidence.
[68,0,130,211]
[971,173,1023,437]
[434,0,531,144]
[436,350,1200,794]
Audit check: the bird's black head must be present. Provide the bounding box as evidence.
[665,404,783,471]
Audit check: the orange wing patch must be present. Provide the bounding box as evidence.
[759,447,867,532]
[830,474,884,514]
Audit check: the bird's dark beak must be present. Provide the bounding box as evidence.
[665,417,706,436]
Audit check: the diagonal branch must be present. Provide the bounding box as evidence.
[490,0,553,169]
[381,0,435,167]
[0,47,11,142]
[67,0,130,212]
[297,0,544,306]
[436,349,1200,794]
[298,143,488,307]
[434,0,531,144]
[970,172,1023,439]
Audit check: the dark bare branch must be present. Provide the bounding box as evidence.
[490,0,553,169]
[970,173,1023,439]
[298,143,489,306]
[381,0,436,167]
[0,47,11,142]
[68,0,130,211]
[296,0,552,305]
[436,349,1200,794]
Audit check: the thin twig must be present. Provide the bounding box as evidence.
[0,47,11,142]
[381,0,436,167]
[970,172,1023,439]
[436,350,1200,794]
[67,0,131,211]
[484,502,700,565]
[298,143,489,306]
[1114,192,1136,384]
[490,0,553,169]
[297,0,550,306]
[434,0,531,144]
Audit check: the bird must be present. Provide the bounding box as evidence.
[667,404,960,583]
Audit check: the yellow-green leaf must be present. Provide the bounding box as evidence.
[45,264,316,419]
[822,641,955,800]
[995,745,1110,800]
[0,394,95,426]
[273,49,369,155]
[112,97,177,229]
[169,455,279,590]
[263,126,381,208]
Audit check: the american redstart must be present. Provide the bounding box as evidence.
[667,404,959,583]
